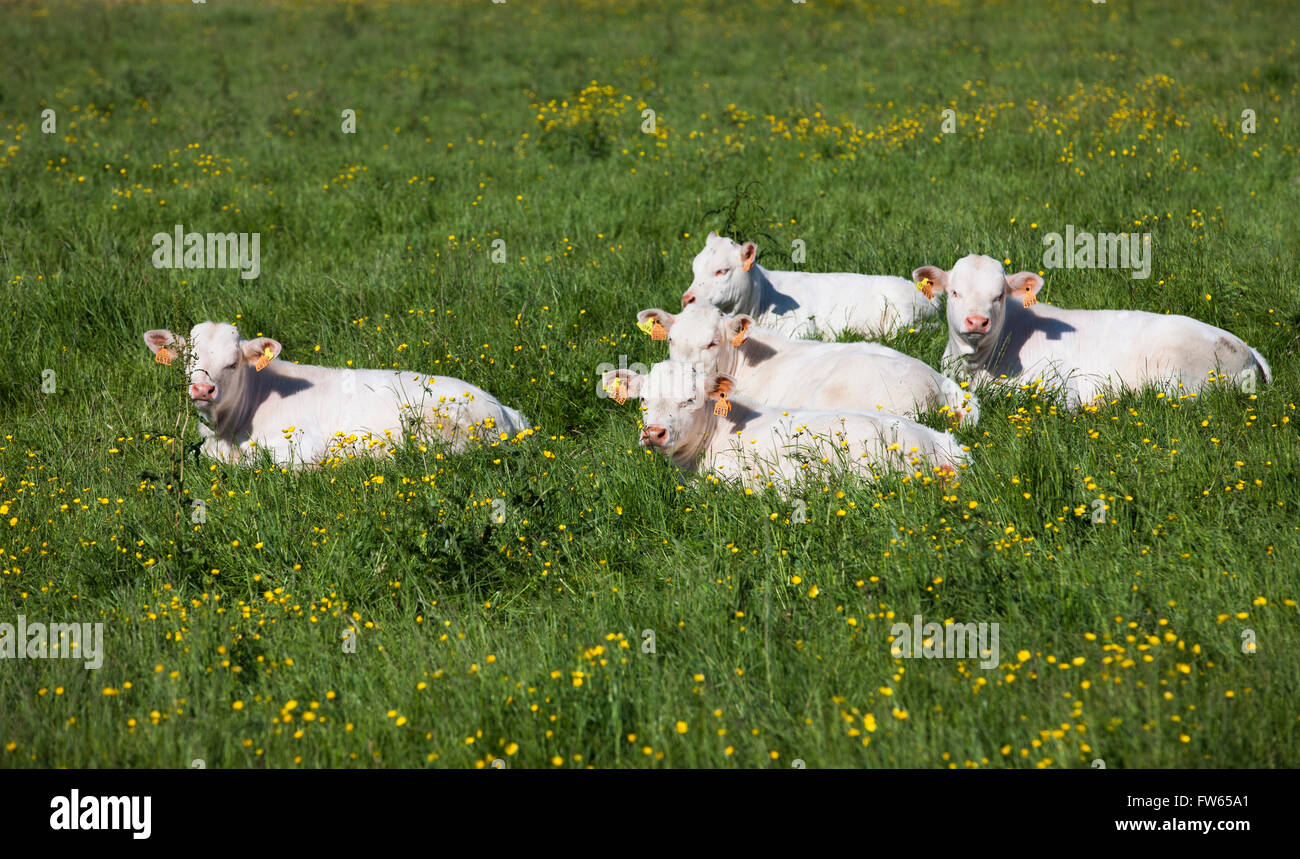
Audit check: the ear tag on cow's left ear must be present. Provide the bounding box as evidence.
[1022,293,1038,308]
[155,346,174,366]
[636,319,655,337]
[255,347,275,372]
[916,278,934,299]
[730,328,748,347]
[651,320,668,341]
[742,256,754,273]
[605,380,627,405]
[713,393,731,417]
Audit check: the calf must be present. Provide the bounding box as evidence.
[638,304,979,425]
[912,254,1272,407]
[602,360,968,494]
[679,232,939,339]
[143,322,531,467]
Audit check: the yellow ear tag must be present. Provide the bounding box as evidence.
[636,319,655,337]
[917,278,934,299]
[605,380,627,405]
[255,347,274,372]
[155,346,174,365]
[651,320,668,341]
[1022,293,1038,308]
[713,393,731,417]
[730,328,748,347]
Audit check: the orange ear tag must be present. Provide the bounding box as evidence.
[916,278,934,299]
[742,256,754,273]
[636,319,655,337]
[1022,293,1038,308]
[650,320,668,341]
[713,394,731,417]
[255,347,275,372]
[730,328,748,347]
[155,346,174,365]
[605,380,627,405]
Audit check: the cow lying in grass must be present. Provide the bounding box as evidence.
[912,254,1272,407]
[144,322,531,467]
[679,231,939,339]
[637,303,980,426]
[602,360,967,494]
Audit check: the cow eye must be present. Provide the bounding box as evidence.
[714,269,728,277]
[707,341,718,349]
[224,363,238,371]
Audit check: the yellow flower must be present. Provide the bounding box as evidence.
[676,721,688,734]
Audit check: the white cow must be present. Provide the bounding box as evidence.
[601,360,968,494]
[637,304,979,425]
[912,254,1272,407]
[143,322,531,466]
[679,232,939,339]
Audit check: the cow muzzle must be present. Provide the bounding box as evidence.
[962,315,991,338]
[640,425,668,448]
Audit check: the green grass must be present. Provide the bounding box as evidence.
[1,0,1298,768]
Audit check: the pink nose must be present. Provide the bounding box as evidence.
[190,382,215,400]
[641,425,667,446]
[681,292,696,308]
[964,315,990,334]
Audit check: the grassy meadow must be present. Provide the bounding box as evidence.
[1,0,1298,768]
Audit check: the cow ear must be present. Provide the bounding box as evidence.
[706,230,719,244]
[143,329,182,354]
[601,368,642,399]
[911,266,949,299]
[739,241,757,272]
[637,308,675,330]
[1005,272,1043,304]
[241,336,282,364]
[729,315,753,346]
[705,373,736,401]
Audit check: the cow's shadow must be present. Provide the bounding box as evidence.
[737,338,779,367]
[256,371,314,403]
[719,400,763,435]
[988,309,1077,375]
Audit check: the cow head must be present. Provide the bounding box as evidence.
[601,360,735,457]
[144,322,281,419]
[681,231,758,309]
[912,255,1042,352]
[654,303,753,373]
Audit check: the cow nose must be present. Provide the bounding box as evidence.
[964,315,990,333]
[681,292,696,307]
[641,425,667,445]
[190,382,215,400]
